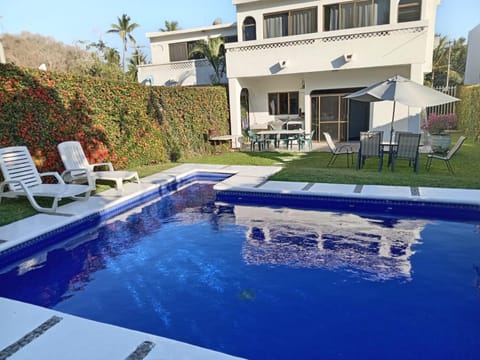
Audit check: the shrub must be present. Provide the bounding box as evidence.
[422,113,457,135]
[0,64,230,174]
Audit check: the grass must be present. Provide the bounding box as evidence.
[1,134,478,227]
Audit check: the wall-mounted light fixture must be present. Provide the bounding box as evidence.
[343,53,354,63]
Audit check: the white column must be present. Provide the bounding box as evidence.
[228,78,243,149]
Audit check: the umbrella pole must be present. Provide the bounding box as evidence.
[390,101,396,145]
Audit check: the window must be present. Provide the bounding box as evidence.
[223,35,238,43]
[264,7,317,38]
[398,0,421,22]
[324,0,390,31]
[268,92,299,115]
[169,41,205,62]
[243,17,257,41]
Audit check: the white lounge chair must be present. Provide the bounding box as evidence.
[57,141,140,191]
[0,146,92,214]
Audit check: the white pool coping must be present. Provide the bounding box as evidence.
[1,163,479,359]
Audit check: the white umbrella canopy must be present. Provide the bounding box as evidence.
[345,75,460,143]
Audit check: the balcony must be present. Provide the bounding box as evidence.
[225,21,430,79]
[138,59,225,86]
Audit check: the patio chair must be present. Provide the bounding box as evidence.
[390,132,421,173]
[426,136,466,174]
[323,132,353,167]
[300,130,315,151]
[58,141,140,192]
[0,146,92,214]
[357,131,383,171]
[247,130,264,151]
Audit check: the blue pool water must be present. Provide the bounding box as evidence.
[1,182,480,359]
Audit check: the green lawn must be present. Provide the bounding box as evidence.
[1,135,478,227]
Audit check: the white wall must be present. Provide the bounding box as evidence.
[465,24,480,85]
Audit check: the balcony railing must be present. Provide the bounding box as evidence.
[226,24,426,53]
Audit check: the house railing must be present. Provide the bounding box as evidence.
[226,24,426,53]
[427,86,457,115]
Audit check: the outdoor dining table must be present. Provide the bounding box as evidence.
[257,129,305,149]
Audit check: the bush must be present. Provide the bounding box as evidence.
[0,64,230,174]
[422,113,457,135]
[457,85,480,143]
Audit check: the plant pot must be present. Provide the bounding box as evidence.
[430,134,451,154]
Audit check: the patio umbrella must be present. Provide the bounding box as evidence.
[345,75,459,144]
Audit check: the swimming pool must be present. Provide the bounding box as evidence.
[0,180,479,359]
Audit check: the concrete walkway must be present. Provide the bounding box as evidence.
[1,164,479,359]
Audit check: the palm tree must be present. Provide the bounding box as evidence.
[107,14,140,71]
[426,36,467,87]
[160,20,179,32]
[127,48,148,81]
[189,37,226,84]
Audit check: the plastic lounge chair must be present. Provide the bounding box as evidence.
[58,141,140,191]
[390,132,421,173]
[0,146,92,214]
[323,132,353,167]
[357,131,383,171]
[426,136,466,174]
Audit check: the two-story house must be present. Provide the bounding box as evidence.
[140,0,440,147]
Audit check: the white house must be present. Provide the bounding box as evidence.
[140,0,441,146]
[137,22,237,86]
[464,23,480,85]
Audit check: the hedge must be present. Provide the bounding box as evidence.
[0,63,230,174]
[457,84,480,143]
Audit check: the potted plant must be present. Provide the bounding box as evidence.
[422,113,457,153]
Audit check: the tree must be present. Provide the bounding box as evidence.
[107,14,140,72]
[189,37,226,85]
[425,36,467,88]
[160,20,179,32]
[127,48,148,81]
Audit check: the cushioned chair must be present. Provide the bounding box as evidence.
[390,132,422,173]
[58,141,140,192]
[426,136,466,174]
[0,146,92,213]
[357,131,383,171]
[323,132,353,167]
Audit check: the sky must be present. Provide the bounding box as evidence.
[1,0,479,61]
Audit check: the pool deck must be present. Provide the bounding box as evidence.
[1,163,480,359]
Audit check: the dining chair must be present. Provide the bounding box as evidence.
[390,132,422,173]
[323,132,353,167]
[300,130,315,151]
[247,130,264,151]
[357,131,383,171]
